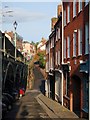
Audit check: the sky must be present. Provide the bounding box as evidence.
[1,2,61,43]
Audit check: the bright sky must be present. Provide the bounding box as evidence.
[1,2,61,42]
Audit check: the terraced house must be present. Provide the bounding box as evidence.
[63,1,89,118]
[45,1,89,119]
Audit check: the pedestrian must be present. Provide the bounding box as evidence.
[19,88,24,99]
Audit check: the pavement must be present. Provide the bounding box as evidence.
[36,92,80,119]
[3,89,87,120]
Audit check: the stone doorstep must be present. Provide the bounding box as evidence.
[37,94,79,119]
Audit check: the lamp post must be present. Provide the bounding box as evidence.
[13,21,18,61]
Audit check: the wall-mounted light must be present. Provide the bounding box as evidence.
[74,29,77,33]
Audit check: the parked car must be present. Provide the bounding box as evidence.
[2,93,13,111]
[2,103,7,116]
[11,89,19,101]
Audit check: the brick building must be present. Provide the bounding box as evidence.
[45,4,62,102]
[37,37,47,52]
[5,31,23,52]
[22,41,35,60]
[62,1,89,118]
[45,1,89,118]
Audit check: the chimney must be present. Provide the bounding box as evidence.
[51,17,58,31]
[57,4,62,18]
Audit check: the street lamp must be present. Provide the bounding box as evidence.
[13,21,18,61]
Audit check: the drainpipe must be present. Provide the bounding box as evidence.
[61,1,64,106]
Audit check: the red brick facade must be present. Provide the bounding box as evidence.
[63,1,89,118]
[45,2,89,118]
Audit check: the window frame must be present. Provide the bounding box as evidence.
[78,28,82,56]
[67,5,70,23]
[64,38,66,59]
[73,0,76,18]
[67,36,70,58]
[73,32,77,57]
[64,9,66,26]
[78,0,82,13]
[85,22,89,54]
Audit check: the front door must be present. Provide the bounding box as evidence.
[72,75,81,117]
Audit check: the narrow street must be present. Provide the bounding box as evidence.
[3,65,81,120]
[3,65,49,119]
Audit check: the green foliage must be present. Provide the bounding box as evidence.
[37,52,45,69]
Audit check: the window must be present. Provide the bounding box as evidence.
[67,5,70,23]
[58,28,60,39]
[50,37,54,48]
[46,61,49,72]
[58,50,60,65]
[65,72,69,96]
[64,39,66,59]
[56,30,58,41]
[67,36,70,58]
[50,57,52,68]
[73,32,77,57]
[64,9,66,26]
[85,22,89,54]
[78,28,82,55]
[46,44,49,54]
[78,0,82,12]
[73,0,76,17]
[52,37,54,47]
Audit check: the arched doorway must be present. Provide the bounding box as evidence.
[71,75,81,117]
[4,63,14,93]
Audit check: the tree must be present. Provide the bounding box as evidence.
[37,51,45,69]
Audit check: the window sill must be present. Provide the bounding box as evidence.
[78,54,82,57]
[78,9,82,15]
[73,15,76,19]
[82,108,88,113]
[72,55,76,58]
[84,53,89,55]
[64,95,70,101]
[67,21,70,25]
[85,3,89,7]
[67,57,70,59]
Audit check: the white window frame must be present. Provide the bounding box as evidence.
[78,28,82,56]
[58,28,60,39]
[73,0,76,18]
[78,0,82,13]
[67,5,70,23]
[56,29,58,41]
[64,9,66,26]
[64,39,66,59]
[67,36,70,58]
[85,22,89,54]
[73,32,77,57]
